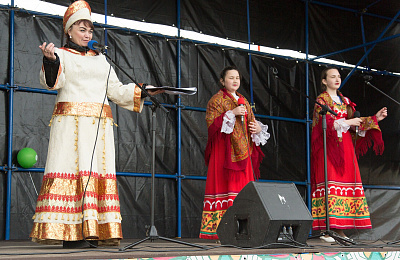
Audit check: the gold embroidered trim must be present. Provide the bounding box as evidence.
[52,102,113,119]
[133,85,142,112]
[75,116,79,173]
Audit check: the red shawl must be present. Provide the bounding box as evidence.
[311,91,384,175]
[204,89,264,177]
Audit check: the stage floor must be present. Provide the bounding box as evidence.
[1,237,400,260]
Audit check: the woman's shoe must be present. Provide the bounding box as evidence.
[98,238,120,246]
[320,235,335,243]
[63,240,98,249]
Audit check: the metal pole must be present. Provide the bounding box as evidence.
[360,14,370,70]
[309,34,400,61]
[176,0,182,238]
[104,0,108,47]
[151,109,156,228]
[5,0,15,240]
[322,114,330,230]
[341,9,400,87]
[247,0,254,104]
[305,0,312,214]
[311,0,398,23]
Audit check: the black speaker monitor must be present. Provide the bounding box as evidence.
[216,182,313,248]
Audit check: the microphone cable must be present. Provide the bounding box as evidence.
[80,62,112,248]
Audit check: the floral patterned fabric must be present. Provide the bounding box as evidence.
[311,91,384,230]
[200,89,264,239]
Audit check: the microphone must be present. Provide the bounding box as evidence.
[238,97,246,123]
[87,40,108,51]
[354,111,360,135]
[363,75,373,81]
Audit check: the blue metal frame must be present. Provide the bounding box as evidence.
[304,0,312,213]
[311,0,400,23]
[341,9,400,87]
[247,0,254,105]
[104,0,108,48]
[15,167,400,191]
[4,4,399,78]
[176,0,183,238]
[360,15,370,70]
[1,1,400,240]
[310,34,400,62]
[0,84,10,90]
[5,0,15,241]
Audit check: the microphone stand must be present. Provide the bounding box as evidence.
[97,49,206,251]
[364,77,400,106]
[271,69,356,246]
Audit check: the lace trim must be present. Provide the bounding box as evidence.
[334,118,350,138]
[221,110,236,134]
[251,120,270,146]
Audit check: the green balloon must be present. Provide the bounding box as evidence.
[17,148,38,168]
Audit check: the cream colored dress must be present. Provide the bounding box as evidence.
[30,47,143,243]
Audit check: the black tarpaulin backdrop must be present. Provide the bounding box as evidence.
[0,0,400,240]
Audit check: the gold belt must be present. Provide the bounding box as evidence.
[52,102,113,119]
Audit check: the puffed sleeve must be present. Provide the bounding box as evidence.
[105,65,145,113]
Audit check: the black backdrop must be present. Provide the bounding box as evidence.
[1,0,400,240]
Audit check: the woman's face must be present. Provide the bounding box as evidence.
[68,21,93,47]
[322,69,341,91]
[221,69,240,94]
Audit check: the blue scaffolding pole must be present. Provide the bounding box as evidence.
[304,0,312,213]
[341,9,400,87]
[310,34,400,62]
[360,14,370,70]
[311,0,400,23]
[15,166,400,191]
[176,0,183,238]
[104,0,108,48]
[247,0,254,105]
[5,0,15,241]
[4,3,399,78]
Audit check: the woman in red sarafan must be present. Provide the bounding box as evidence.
[199,66,270,240]
[311,67,387,242]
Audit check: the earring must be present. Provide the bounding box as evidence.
[69,35,72,39]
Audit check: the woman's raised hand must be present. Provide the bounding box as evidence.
[376,107,388,122]
[39,42,57,61]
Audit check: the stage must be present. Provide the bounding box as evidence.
[1,237,400,260]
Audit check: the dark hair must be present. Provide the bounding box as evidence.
[65,19,94,42]
[218,65,241,89]
[320,66,339,92]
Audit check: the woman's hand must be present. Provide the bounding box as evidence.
[376,107,388,122]
[146,89,165,96]
[232,105,246,116]
[345,118,362,127]
[39,42,56,61]
[144,85,165,96]
[249,120,261,134]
